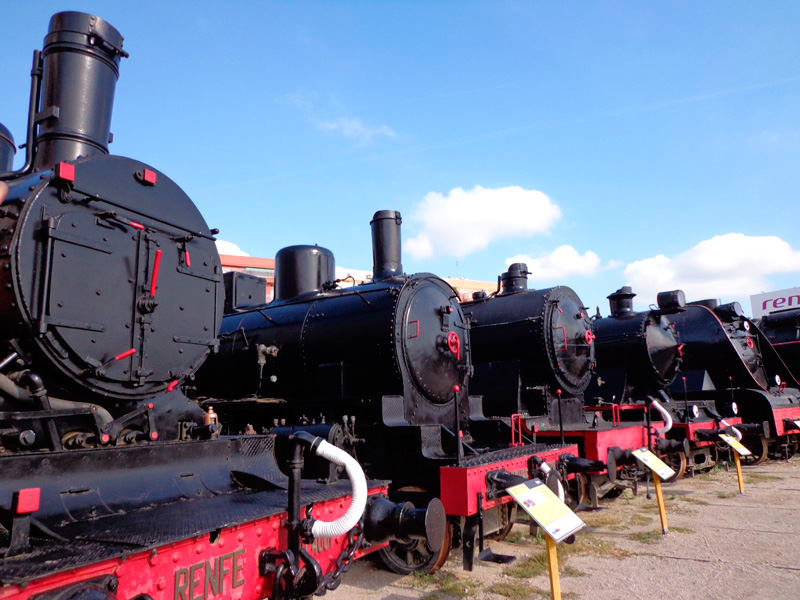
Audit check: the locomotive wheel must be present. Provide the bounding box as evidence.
[740,436,769,466]
[377,519,452,575]
[788,436,799,459]
[661,451,687,483]
[377,487,452,575]
[566,473,588,508]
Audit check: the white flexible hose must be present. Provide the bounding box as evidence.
[720,419,743,441]
[310,440,368,539]
[650,398,673,435]
[538,461,565,502]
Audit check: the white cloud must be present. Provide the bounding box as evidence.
[506,246,602,281]
[216,240,250,256]
[282,90,396,145]
[406,185,562,260]
[623,233,800,303]
[317,117,395,145]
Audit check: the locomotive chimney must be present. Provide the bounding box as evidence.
[607,286,636,317]
[498,263,529,295]
[371,210,403,280]
[33,12,127,170]
[0,124,15,172]
[274,245,336,301]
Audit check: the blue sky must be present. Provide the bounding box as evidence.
[3,2,800,314]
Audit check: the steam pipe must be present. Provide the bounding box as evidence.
[0,371,113,424]
[720,419,742,441]
[289,431,368,542]
[0,51,42,180]
[649,396,673,435]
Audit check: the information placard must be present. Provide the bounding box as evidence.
[631,447,676,481]
[507,479,584,543]
[719,433,752,456]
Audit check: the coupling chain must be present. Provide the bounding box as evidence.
[315,520,363,595]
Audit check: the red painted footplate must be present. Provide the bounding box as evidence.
[536,423,661,464]
[439,444,578,516]
[670,417,744,447]
[772,406,800,437]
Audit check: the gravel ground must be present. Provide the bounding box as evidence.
[332,457,800,600]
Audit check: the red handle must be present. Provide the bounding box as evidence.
[115,348,136,361]
[149,249,163,297]
[447,331,461,360]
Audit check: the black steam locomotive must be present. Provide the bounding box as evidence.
[586,287,684,405]
[195,217,576,574]
[0,13,436,600]
[668,299,800,462]
[464,263,596,425]
[584,287,733,480]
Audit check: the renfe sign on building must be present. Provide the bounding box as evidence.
[751,286,800,319]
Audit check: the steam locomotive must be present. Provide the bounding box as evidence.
[0,12,438,600]
[581,287,744,480]
[462,271,688,505]
[668,299,800,462]
[194,215,577,573]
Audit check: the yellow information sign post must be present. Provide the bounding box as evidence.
[545,535,560,600]
[719,433,751,494]
[631,447,676,534]
[507,479,585,600]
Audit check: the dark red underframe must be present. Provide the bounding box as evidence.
[771,406,800,437]
[439,445,579,516]
[535,423,658,466]
[668,417,743,447]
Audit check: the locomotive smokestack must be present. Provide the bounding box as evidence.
[608,286,636,317]
[0,124,15,172]
[371,210,403,280]
[33,12,127,170]
[499,263,530,295]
